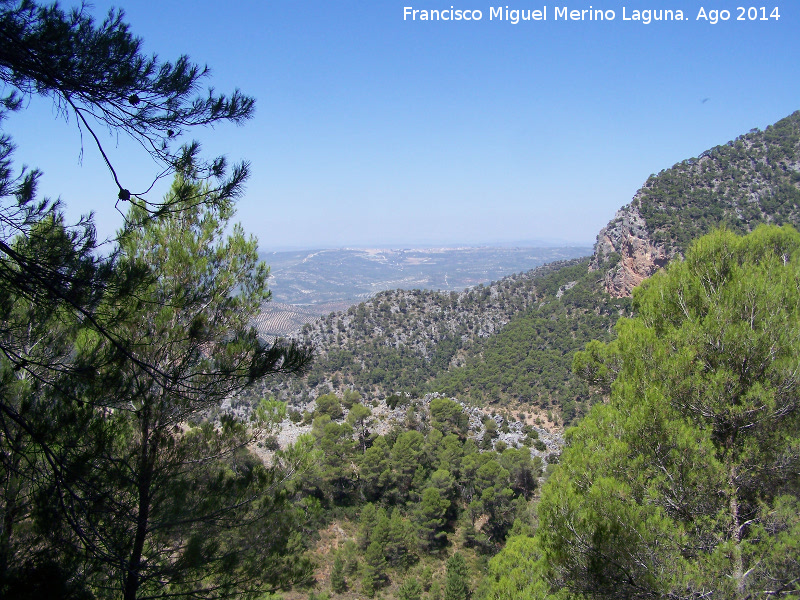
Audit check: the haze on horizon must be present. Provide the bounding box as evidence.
[6,1,798,249]
[259,237,594,254]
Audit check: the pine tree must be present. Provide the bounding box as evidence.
[0,4,316,598]
[82,177,311,599]
[0,176,313,599]
[385,509,417,569]
[505,225,800,599]
[1,0,254,211]
[330,555,347,594]
[0,1,256,365]
[361,540,387,598]
[397,577,423,600]
[415,487,450,551]
[444,552,470,600]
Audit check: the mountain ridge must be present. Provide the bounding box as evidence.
[594,110,800,296]
[259,245,591,308]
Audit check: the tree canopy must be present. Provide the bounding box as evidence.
[1,0,254,205]
[484,225,800,599]
[0,0,257,379]
[1,175,315,599]
[0,2,314,598]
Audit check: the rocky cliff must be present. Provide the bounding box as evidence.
[590,202,674,297]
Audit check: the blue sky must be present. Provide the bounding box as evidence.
[7,1,799,249]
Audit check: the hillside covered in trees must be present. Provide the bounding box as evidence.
[257,112,800,429]
[596,110,800,295]
[249,114,800,600]
[482,225,800,599]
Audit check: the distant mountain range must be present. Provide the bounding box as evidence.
[250,110,800,427]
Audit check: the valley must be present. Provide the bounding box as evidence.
[6,5,799,598]
[255,245,591,337]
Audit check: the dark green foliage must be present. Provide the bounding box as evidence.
[315,393,344,419]
[391,430,426,501]
[361,540,388,597]
[311,417,357,504]
[346,402,373,452]
[415,488,451,550]
[430,397,469,437]
[330,555,347,593]
[433,260,631,422]
[444,553,470,600]
[0,0,254,206]
[498,448,540,500]
[0,180,315,599]
[397,577,423,600]
[428,468,458,512]
[385,509,418,569]
[492,226,800,599]
[0,5,321,597]
[83,183,313,599]
[387,393,410,410]
[358,504,381,550]
[359,437,394,502]
[432,434,465,477]
[635,112,800,251]
[288,400,542,594]
[341,388,361,408]
[340,540,360,576]
[470,460,516,544]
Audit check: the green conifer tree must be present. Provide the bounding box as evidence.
[398,577,423,600]
[487,225,800,599]
[444,552,470,600]
[330,555,347,594]
[361,540,387,598]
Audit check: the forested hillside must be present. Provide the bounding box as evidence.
[270,396,546,598]
[430,259,631,424]
[297,260,574,395]
[483,226,800,599]
[256,114,800,599]
[255,111,800,430]
[251,256,629,427]
[5,1,799,599]
[596,110,800,295]
[250,259,630,427]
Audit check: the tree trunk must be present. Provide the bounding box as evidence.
[124,410,154,600]
[729,462,745,597]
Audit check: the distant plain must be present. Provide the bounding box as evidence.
[254,245,591,337]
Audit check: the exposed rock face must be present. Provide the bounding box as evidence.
[591,202,674,297]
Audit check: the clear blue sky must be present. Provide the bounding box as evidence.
[7,1,799,250]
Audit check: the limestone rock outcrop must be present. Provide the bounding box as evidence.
[590,202,674,298]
